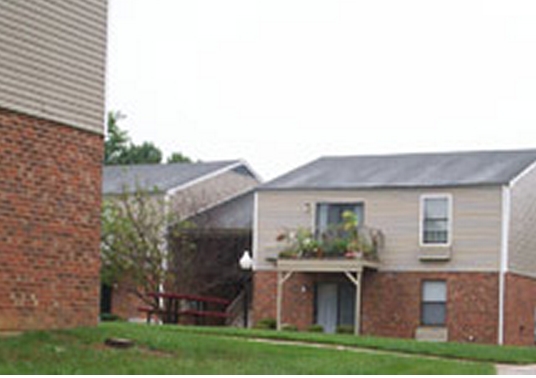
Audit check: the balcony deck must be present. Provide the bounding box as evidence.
[276,257,380,272]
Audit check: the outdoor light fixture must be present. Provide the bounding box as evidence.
[239,250,253,328]
[239,250,253,271]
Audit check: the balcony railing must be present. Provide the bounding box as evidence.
[276,225,384,263]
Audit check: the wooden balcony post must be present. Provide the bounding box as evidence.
[355,272,362,336]
[276,271,293,331]
[344,271,362,336]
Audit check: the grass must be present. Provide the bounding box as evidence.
[0,322,493,374]
[175,325,536,364]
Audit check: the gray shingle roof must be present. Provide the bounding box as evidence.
[103,160,241,194]
[261,149,536,190]
[189,190,255,230]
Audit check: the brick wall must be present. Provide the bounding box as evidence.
[504,272,536,346]
[252,271,315,330]
[252,271,276,323]
[362,271,499,344]
[253,269,500,343]
[0,108,103,330]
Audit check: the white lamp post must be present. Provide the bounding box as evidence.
[239,250,253,327]
[239,250,253,270]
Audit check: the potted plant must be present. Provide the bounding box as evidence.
[277,228,321,259]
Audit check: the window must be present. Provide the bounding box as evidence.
[421,195,451,245]
[316,203,364,238]
[421,281,447,326]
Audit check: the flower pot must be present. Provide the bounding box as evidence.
[344,250,363,259]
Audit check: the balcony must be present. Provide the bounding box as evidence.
[274,224,384,272]
[272,222,383,335]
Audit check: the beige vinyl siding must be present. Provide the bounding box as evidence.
[169,168,259,220]
[0,0,107,134]
[255,187,502,272]
[508,164,536,277]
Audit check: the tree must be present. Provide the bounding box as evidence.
[104,112,129,165]
[100,185,191,305]
[122,142,163,165]
[104,111,191,165]
[167,152,192,164]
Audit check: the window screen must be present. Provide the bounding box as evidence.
[422,197,450,245]
[421,280,447,326]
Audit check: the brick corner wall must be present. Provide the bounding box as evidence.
[252,271,277,325]
[504,272,536,346]
[252,270,314,330]
[0,109,103,330]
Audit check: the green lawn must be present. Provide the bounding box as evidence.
[0,323,493,374]
[177,325,536,364]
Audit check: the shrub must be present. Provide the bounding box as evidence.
[336,325,354,334]
[307,324,324,333]
[281,324,298,332]
[254,318,277,330]
[100,313,123,322]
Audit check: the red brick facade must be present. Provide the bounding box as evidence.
[504,272,536,346]
[0,108,103,331]
[361,271,499,344]
[253,271,315,330]
[253,269,504,344]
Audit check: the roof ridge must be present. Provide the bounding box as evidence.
[103,159,240,170]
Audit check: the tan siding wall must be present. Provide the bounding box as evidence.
[255,187,502,272]
[0,0,107,134]
[170,169,259,220]
[509,165,536,277]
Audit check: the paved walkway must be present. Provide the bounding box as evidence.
[246,337,536,375]
[496,364,536,375]
[248,337,443,360]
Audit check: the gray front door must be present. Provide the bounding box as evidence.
[316,283,338,333]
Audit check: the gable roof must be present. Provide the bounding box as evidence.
[188,189,255,230]
[103,160,249,195]
[261,149,536,191]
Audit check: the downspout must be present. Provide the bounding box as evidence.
[498,185,511,345]
[252,191,259,271]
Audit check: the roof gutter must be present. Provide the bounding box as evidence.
[256,183,506,192]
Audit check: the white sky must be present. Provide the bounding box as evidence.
[106,0,536,181]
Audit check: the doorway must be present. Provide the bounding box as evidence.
[315,282,355,333]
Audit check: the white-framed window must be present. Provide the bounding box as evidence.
[421,280,447,326]
[420,194,452,246]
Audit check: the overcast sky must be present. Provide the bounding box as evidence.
[106,0,536,181]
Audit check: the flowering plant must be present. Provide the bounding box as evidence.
[276,211,383,260]
[276,228,321,258]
